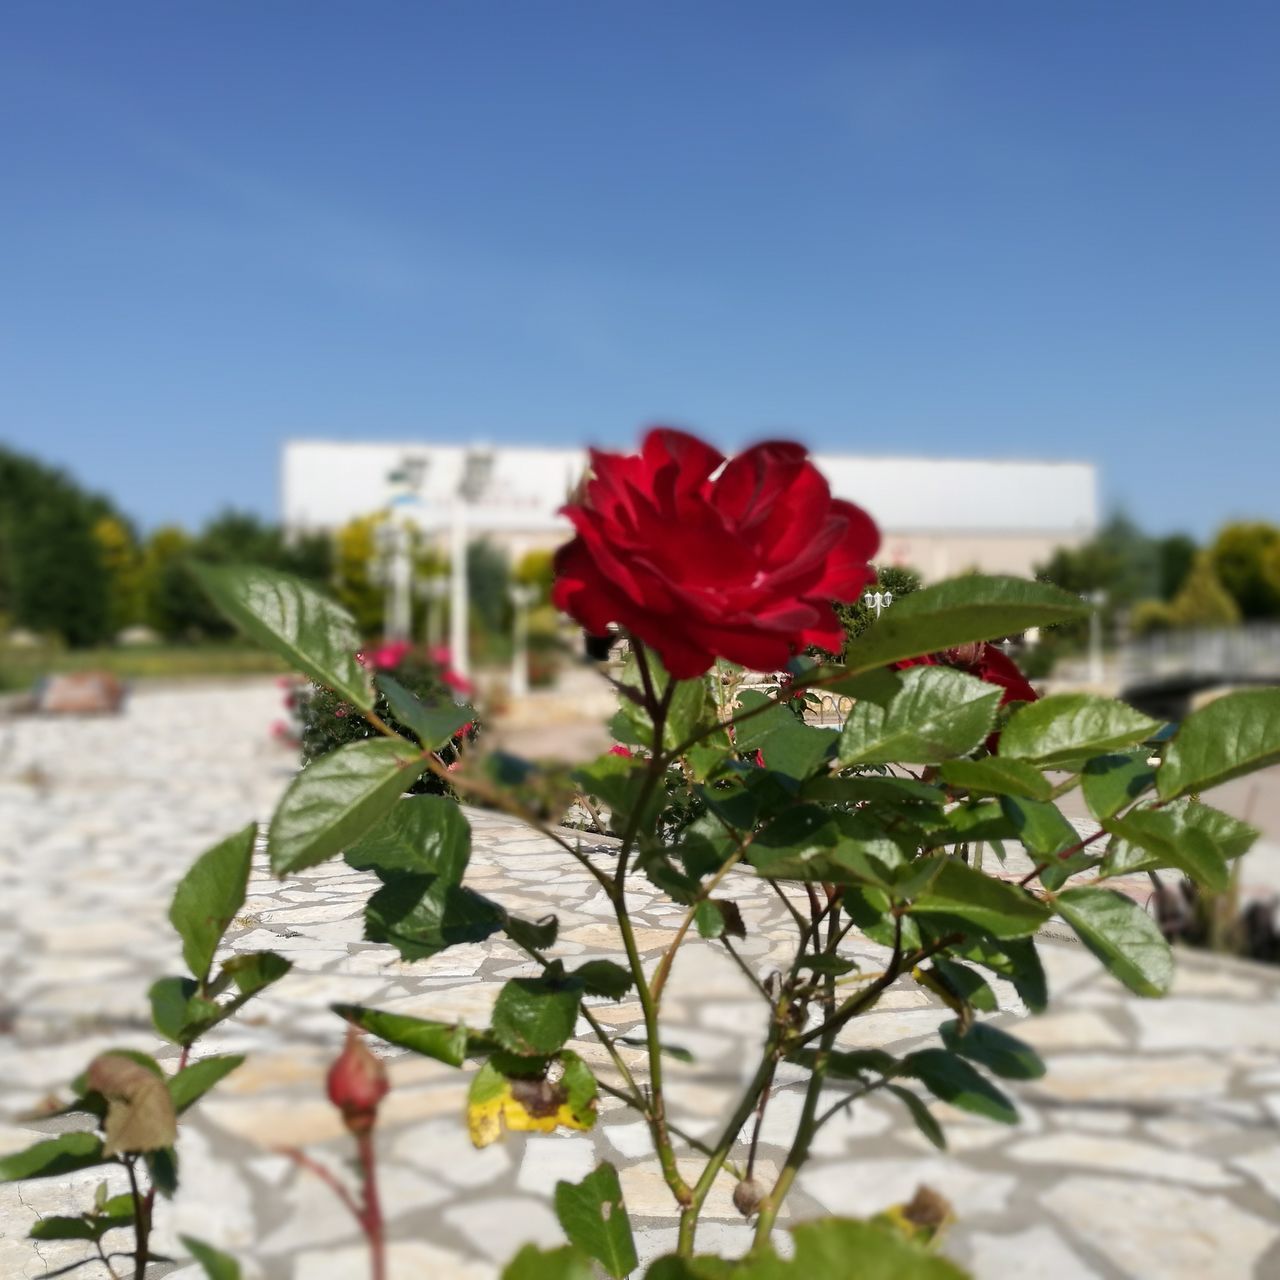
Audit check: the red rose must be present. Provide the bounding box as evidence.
[552,428,879,679]
[894,642,1038,750]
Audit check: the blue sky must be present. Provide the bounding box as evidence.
[2,2,1277,539]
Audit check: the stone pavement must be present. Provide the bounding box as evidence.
[2,680,1279,1279]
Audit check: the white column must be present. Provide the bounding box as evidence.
[510,585,534,699]
[450,500,469,677]
[389,524,413,642]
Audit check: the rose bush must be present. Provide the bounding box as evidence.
[553,427,880,678]
[6,428,1280,1280]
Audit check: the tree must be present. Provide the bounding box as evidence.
[1168,552,1241,629]
[833,563,923,654]
[1155,533,1197,601]
[1210,522,1280,620]
[141,526,210,640]
[92,515,146,635]
[0,446,115,646]
[467,538,511,638]
[333,513,387,637]
[513,549,555,603]
[1036,514,1160,607]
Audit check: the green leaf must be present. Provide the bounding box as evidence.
[834,574,1087,675]
[375,672,474,748]
[365,873,505,961]
[693,898,747,940]
[503,1245,596,1280]
[219,949,292,997]
[938,1019,1045,1080]
[168,1055,244,1113]
[554,1162,638,1278]
[1082,752,1157,821]
[169,824,257,984]
[908,859,1051,939]
[734,690,837,780]
[617,651,716,751]
[904,1048,1017,1124]
[573,960,634,1000]
[180,1235,242,1280]
[268,738,428,875]
[930,956,997,1013]
[505,914,559,954]
[886,1084,947,1150]
[999,694,1160,765]
[1056,886,1172,997]
[953,936,1047,1014]
[573,752,656,836]
[30,1211,128,1242]
[190,562,372,708]
[1101,798,1259,878]
[149,976,223,1046]
[2,1133,113,1184]
[333,1003,478,1066]
[344,793,472,882]
[491,972,585,1057]
[837,667,1002,766]
[1157,688,1280,799]
[796,954,858,978]
[939,757,1051,801]
[998,796,1089,891]
[1105,809,1229,891]
[792,1047,897,1079]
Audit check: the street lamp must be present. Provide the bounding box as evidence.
[448,448,496,679]
[371,519,415,642]
[863,589,894,619]
[416,574,450,650]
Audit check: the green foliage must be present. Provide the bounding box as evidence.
[169,824,257,983]
[1210,521,1280,619]
[833,563,923,652]
[298,647,475,798]
[1157,687,1280,798]
[1056,887,1172,997]
[835,575,1088,675]
[998,694,1159,765]
[1166,551,1241,628]
[181,1235,242,1279]
[554,1163,638,1277]
[0,445,114,645]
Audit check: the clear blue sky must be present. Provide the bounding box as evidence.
[3,2,1277,539]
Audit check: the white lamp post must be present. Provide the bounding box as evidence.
[1088,590,1108,686]
[417,575,450,650]
[448,448,495,680]
[372,520,415,643]
[863,589,894,618]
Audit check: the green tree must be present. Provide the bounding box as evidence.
[1155,533,1197,601]
[334,513,387,637]
[467,538,511,638]
[0,446,115,646]
[92,515,146,635]
[833,564,923,654]
[142,526,210,640]
[513,549,556,603]
[1210,522,1280,620]
[1168,552,1242,629]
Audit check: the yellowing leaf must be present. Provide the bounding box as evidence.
[466,1059,597,1149]
[86,1054,177,1157]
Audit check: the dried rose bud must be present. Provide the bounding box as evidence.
[326,1027,389,1135]
[733,1178,766,1218]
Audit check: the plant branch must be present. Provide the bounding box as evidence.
[278,1147,362,1222]
[1017,827,1108,887]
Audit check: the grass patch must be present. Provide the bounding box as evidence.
[0,645,287,691]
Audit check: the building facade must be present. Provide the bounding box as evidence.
[282,439,1098,581]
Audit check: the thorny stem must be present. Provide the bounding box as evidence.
[123,1157,147,1280]
[94,1236,123,1280]
[677,1051,779,1255]
[596,1080,743,1177]
[650,841,751,1005]
[1017,827,1108,887]
[357,1131,386,1280]
[720,936,773,1003]
[279,1147,362,1220]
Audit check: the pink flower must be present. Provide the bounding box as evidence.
[608,745,634,758]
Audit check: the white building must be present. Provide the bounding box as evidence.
[282,439,1097,581]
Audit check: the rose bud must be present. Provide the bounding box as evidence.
[326,1028,389,1135]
